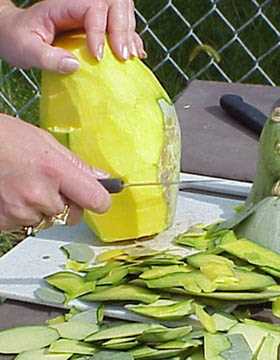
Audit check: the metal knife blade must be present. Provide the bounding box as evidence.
[98,178,213,193]
[98,178,249,200]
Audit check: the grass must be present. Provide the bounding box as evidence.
[0,231,26,257]
[0,0,279,254]
[0,62,40,124]
[135,0,280,98]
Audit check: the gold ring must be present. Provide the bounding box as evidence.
[24,204,70,237]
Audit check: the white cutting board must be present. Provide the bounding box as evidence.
[0,174,250,317]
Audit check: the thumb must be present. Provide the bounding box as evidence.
[27,36,80,73]
[54,154,112,214]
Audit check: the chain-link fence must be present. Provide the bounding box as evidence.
[0,0,279,124]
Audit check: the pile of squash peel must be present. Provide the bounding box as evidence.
[2,220,280,359]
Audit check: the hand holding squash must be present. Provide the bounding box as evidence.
[0,0,145,73]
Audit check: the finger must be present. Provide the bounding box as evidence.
[27,190,65,218]
[0,205,42,228]
[59,172,111,214]
[127,1,137,57]
[0,176,43,228]
[25,35,80,73]
[107,0,131,60]
[134,33,147,59]
[91,167,110,179]
[19,173,64,218]
[56,155,111,213]
[38,132,112,213]
[66,200,83,225]
[84,0,108,61]
[130,38,138,58]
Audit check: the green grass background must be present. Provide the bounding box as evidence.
[0,0,279,125]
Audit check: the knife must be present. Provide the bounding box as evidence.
[98,178,249,200]
[220,94,267,136]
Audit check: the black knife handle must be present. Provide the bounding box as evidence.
[98,178,124,193]
[220,94,267,136]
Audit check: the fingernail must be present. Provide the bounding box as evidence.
[142,50,148,59]
[122,45,129,60]
[91,167,110,179]
[131,43,138,57]
[58,57,80,74]
[96,44,104,61]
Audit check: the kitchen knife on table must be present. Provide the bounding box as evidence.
[220,94,267,136]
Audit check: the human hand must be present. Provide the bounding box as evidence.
[0,115,111,231]
[0,0,145,73]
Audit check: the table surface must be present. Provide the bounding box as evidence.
[177,80,280,181]
[1,80,279,359]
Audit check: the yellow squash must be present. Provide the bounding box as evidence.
[40,32,181,242]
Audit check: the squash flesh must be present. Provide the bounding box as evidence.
[40,32,180,241]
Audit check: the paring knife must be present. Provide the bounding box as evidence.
[98,178,249,200]
[220,94,267,136]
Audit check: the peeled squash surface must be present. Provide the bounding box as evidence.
[40,32,181,242]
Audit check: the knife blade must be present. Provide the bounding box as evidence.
[98,178,249,200]
[98,178,180,193]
